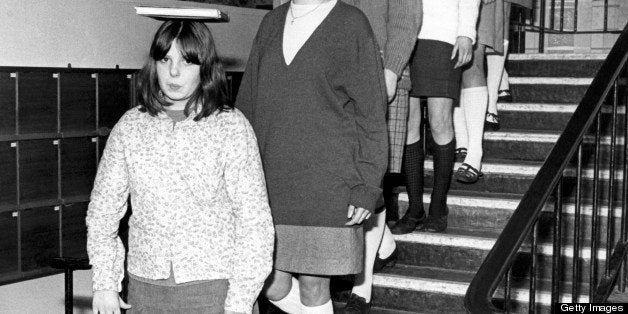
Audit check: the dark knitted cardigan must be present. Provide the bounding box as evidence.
[343,0,422,90]
[236,1,388,228]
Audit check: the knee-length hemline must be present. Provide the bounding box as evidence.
[273,225,364,275]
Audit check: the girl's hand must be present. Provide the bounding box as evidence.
[92,290,131,314]
[346,205,372,225]
[451,36,473,68]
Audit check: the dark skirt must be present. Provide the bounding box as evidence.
[410,39,462,100]
[127,276,228,314]
[478,1,512,54]
[273,224,364,275]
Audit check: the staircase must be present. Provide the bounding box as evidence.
[332,53,610,313]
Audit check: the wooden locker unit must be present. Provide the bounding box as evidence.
[0,66,136,284]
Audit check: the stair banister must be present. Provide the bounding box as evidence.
[464,21,628,313]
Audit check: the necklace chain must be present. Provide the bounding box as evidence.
[289,1,325,24]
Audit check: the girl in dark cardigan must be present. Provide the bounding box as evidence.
[236,0,388,312]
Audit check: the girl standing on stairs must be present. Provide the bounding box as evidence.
[454,0,533,184]
[87,20,274,314]
[391,0,481,235]
[484,0,533,130]
[236,1,389,313]
[341,0,422,313]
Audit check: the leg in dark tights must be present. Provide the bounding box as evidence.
[428,139,455,217]
[419,97,455,233]
[390,140,426,234]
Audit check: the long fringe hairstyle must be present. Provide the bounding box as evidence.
[137,20,231,120]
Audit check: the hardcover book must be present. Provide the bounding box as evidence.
[135,6,229,22]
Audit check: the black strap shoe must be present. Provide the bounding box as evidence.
[418,215,448,233]
[390,211,426,235]
[373,246,398,273]
[344,293,371,314]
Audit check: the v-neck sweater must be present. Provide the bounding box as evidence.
[236,1,388,228]
[283,0,337,65]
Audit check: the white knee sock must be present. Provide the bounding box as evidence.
[461,87,488,170]
[486,40,509,115]
[453,100,468,150]
[378,224,396,259]
[301,299,333,314]
[352,210,387,302]
[269,277,302,314]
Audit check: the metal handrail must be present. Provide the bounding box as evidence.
[464,21,628,313]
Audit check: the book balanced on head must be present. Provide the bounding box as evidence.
[135,6,229,22]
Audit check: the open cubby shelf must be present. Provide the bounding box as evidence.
[0,67,243,285]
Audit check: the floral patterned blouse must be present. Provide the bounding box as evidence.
[86,106,274,313]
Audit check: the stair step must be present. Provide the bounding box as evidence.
[482,131,626,162]
[334,265,590,313]
[420,158,626,202]
[391,228,607,290]
[394,189,625,249]
[393,228,607,262]
[507,53,605,78]
[510,83,588,103]
[397,190,625,219]
[490,102,626,134]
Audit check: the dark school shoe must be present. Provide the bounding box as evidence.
[343,293,371,314]
[418,215,448,233]
[373,246,398,273]
[390,211,427,235]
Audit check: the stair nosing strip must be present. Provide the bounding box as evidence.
[484,131,625,146]
[373,273,468,296]
[394,232,608,260]
[425,159,626,179]
[497,103,624,114]
[484,131,559,143]
[398,192,625,218]
[508,53,607,60]
[497,103,577,113]
[373,273,590,305]
[509,77,593,85]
